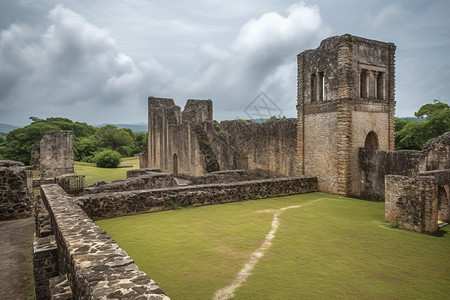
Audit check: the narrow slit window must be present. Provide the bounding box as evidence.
[360,69,367,98]
[376,72,385,100]
[319,72,324,101]
[311,73,317,102]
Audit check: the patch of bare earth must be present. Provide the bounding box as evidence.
[0,218,35,300]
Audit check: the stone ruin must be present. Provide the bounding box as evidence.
[39,130,74,178]
[143,97,297,178]
[0,160,32,220]
[143,34,448,233]
[0,33,447,299]
[32,130,85,195]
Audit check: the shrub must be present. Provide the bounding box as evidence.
[93,150,121,168]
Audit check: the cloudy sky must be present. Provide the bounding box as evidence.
[0,0,448,126]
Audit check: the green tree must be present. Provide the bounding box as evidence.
[0,117,96,164]
[95,125,133,150]
[93,149,122,168]
[396,101,450,150]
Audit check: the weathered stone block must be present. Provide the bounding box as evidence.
[385,175,438,233]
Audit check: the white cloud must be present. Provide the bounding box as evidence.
[178,1,329,119]
[0,4,174,124]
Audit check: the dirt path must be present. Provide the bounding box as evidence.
[0,218,35,300]
[213,199,322,300]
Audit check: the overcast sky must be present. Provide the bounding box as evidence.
[0,0,449,126]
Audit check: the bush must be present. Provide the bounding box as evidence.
[93,150,121,168]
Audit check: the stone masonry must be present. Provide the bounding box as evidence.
[35,184,170,299]
[40,131,74,178]
[297,34,396,196]
[144,97,297,178]
[0,160,32,220]
[385,175,438,233]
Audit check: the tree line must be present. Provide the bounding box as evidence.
[0,117,146,166]
[0,101,448,166]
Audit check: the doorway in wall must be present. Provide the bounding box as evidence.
[173,153,178,176]
[364,131,379,150]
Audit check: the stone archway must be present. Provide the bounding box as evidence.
[364,131,379,150]
[173,153,178,176]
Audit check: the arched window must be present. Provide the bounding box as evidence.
[364,131,379,150]
[173,153,178,176]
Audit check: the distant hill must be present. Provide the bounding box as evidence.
[95,123,148,133]
[0,123,19,133]
[396,117,426,123]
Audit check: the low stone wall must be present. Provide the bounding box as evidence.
[38,184,170,299]
[127,168,161,178]
[78,177,318,220]
[385,175,438,233]
[189,170,250,185]
[0,160,32,220]
[84,171,177,194]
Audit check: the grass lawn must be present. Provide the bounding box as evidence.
[97,193,450,299]
[74,156,139,184]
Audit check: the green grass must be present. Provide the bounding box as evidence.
[96,193,450,299]
[74,156,139,184]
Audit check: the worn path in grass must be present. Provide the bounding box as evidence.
[0,218,34,300]
[213,198,323,300]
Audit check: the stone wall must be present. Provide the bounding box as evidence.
[420,169,450,222]
[358,149,421,200]
[40,131,74,178]
[359,131,450,201]
[84,171,177,194]
[220,119,298,177]
[78,177,318,220]
[36,184,170,299]
[385,175,438,233]
[0,160,32,220]
[145,97,298,178]
[189,170,250,185]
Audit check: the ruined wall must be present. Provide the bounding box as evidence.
[147,97,220,177]
[385,175,438,233]
[78,177,318,220]
[220,119,297,177]
[420,132,450,171]
[419,169,450,222]
[359,132,450,201]
[297,34,395,196]
[36,184,169,299]
[358,149,421,200]
[0,160,32,220]
[189,170,250,185]
[40,131,74,178]
[146,97,297,177]
[84,171,177,194]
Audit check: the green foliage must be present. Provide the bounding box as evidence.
[265,115,286,122]
[93,149,122,168]
[0,117,96,164]
[237,119,248,124]
[396,101,450,150]
[0,117,147,164]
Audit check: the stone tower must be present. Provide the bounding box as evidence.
[297,34,396,196]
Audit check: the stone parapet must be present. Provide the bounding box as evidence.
[33,235,58,300]
[189,170,250,185]
[84,171,177,194]
[78,177,318,220]
[40,184,170,299]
